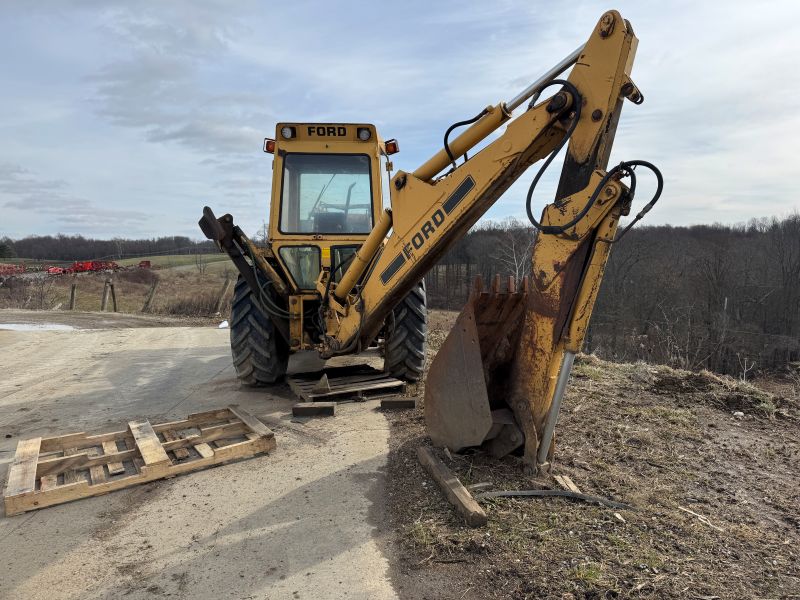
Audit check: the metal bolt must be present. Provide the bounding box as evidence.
[592,109,603,122]
[599,13,615,38]
[604,186,616,198]
[546,91,570,113]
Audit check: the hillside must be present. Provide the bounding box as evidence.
[387,311,800,599]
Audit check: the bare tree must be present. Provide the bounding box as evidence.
[490,217,536,281]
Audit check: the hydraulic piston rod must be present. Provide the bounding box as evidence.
[505,45,584,111]
[412,45,584,182]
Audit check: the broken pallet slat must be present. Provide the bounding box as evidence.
[3,405,277,516]
[288,366,405,402]
[39,474,58,491]
[87,447,106,484]
[62,448,81,485]
[307,380,403,399]
[103,440,126,475]
[128,420,170,467]
[228,405,275,439]
[194,443,214,459]
[417,446,488,528]
[162,430,190,460]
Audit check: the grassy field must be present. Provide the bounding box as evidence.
[0,258,237,317]
[2,253,229,269]
[116,253,229,268]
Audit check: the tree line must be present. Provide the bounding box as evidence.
[0,235,216,261]
[4,215,798,377]
[425,214,800,377]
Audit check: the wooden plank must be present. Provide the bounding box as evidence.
[37,448,138,478]
[40,430,131,453]
[417,446,487,528]
[87,447,106,484]
[198,422,248,440]
[36,450,89,478]
[162,433,200,452]
[380,397,417,409]
[308,380,404,400]
[4,437,41,496]
[194,443,214,459]
[185,407,234,423]
[103,440,126,475]
[227,405,275,438]
[128,420,170,466]
[559,475,582,494]
[62,448,81,485]
[153,408,234,433]
[292,402,336,417]
[39,474,58,491]
[162,430,190,460]
[213,434,275,460]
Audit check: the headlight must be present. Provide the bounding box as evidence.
[281,126,295,139]
[357,127,371,141]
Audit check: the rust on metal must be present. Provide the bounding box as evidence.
[424,275,530,452]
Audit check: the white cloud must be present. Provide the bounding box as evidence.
[1,0,799,238]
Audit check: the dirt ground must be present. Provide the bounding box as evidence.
[2,308,798,599]
[386,311,800,600]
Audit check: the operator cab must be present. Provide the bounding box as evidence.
[279,153,373,235]
[264,123,394,292]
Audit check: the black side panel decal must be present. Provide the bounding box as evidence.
[380,253,406,285]
[443,176,475,214]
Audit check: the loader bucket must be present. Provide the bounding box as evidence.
[425,275,530,454]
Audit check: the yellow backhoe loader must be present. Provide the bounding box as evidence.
[199,10,662,470]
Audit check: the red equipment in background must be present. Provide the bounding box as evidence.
[0,263,26,276]
[66,260,119,273]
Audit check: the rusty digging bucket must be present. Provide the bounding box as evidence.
[425,274,533,459]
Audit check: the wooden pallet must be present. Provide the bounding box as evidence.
[287,364,405,402]
[3,405,275,516]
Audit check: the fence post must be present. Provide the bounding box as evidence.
[100,279,110,311]
[68,283,77,310]
[109,279,117,312]
[214,275,232,315]
[142,280,158,313]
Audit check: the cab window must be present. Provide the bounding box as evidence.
[280,154,373,234]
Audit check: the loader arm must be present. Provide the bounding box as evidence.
[322,11,654,468]
[325,10,637,349]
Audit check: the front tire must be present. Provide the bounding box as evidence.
[230,275,289,386]
[384,280,427,382]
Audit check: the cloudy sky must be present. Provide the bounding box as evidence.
[2,0,799,239]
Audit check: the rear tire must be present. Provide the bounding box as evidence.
[384,280,427,382]
[230,275,289,386]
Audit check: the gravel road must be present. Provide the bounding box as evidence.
[0,312,399,599]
